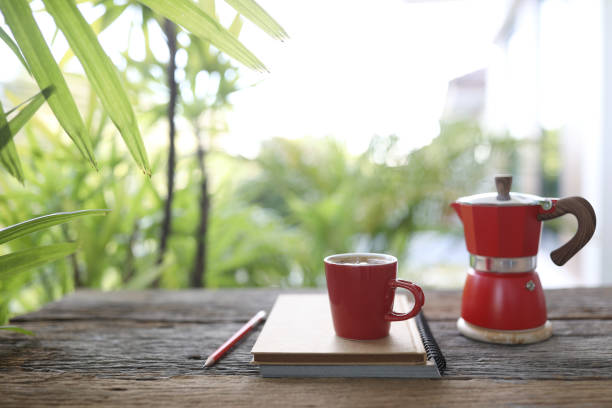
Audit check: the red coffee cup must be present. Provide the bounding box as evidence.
[324,253,425,340]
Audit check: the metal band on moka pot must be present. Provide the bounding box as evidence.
[469,254,537,273]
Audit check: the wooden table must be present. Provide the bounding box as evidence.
[1,288,612,407]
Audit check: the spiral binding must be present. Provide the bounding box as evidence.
[415,311,446,374]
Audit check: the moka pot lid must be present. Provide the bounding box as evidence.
[455,175,553,210]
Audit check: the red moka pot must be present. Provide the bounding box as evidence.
[452,175,596,344]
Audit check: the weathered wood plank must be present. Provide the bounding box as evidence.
[11,287,612,323]
[1,373,611,408]
[2,288,612,406]
[0,320,259,378]
[1,319,611,380]
[434,320,612,379]
[10,289,291,323]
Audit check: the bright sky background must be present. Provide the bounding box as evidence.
[0,0,510,158]
[222,0,508,157]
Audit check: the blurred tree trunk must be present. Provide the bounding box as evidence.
[123,220,139,284]
[191,123,209,287]
[155,19,178,285]
[62,226,82,287]
[69,253,82,287]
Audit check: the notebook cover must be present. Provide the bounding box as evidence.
[251,294,427,365]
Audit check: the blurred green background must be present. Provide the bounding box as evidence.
[0,0,563,324]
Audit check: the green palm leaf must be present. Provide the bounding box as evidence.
[3,86,52,117]
[200,0,215,17]
[43,0,151,176]
[135,0,267,72]
[0,209,110,245]
[0,242,78,279]
[0,26,30,74]
[0,87,53,153]
[224,0,288,40]
[0,0,97,169]
[59,3,128,69]
[0,102,24,183]
[229,13,244,37]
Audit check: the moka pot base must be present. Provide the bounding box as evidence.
[457,317,552,345]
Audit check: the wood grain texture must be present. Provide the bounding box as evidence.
[2,288,612,407]
[434,320,612,379]
[0,320,261,378]
[2,318,611,379]
[10,288,292,323]
[537,196,597,266]
[12,287,612,323]
[1,373,612,408]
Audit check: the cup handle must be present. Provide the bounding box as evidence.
[384,279,425,322]
[537,196,596,266]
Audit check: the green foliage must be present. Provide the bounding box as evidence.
[136,0,267,71]
[0,26,29,74]
[0,114,296,292]
[0,243,79,279]
[0,1,527,328]
[0,0,284,181]
[43,0,151,176]
[0,0,98,169]
[0,86,53,183]
[2,87,53,137]
[59,2,129,68]
[0,105,518,321]
[0,209,108,329]
[223,0,288,40]
[0,101,24,183]
[0,210,109,245]
[0,0,286,326]
[237,124,517,285]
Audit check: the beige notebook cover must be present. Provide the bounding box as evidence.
[251,294,427,365]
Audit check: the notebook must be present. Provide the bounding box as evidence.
[251,294,446,378]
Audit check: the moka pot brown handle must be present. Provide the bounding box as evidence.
[536,197,596,266]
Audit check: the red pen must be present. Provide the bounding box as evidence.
[204,310,267,368]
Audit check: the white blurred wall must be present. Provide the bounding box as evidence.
[483,0,612,285]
